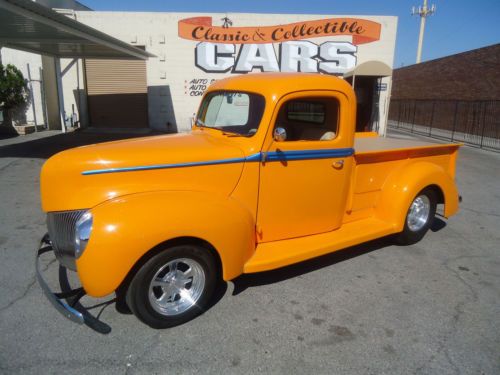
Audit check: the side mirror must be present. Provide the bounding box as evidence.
[273,127,287,142]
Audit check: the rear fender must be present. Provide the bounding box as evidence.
[376,161,459,231]
[76,191,256,297]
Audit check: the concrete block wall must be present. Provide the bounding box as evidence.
[59,58,88,128]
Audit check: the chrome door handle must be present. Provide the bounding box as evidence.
[332,160,344,169]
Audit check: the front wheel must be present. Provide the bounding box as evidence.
[126,245,217,328]
[396,188,437,245]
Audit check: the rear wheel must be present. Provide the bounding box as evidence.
[396,188,437,245]
[126,244,217,328]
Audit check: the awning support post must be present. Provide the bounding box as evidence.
[26,63,38,132]
[54,58,66,133]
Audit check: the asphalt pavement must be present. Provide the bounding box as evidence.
[0,129,498,374]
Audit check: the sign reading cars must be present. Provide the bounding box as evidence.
[195,41,357,75]
[178,16,381,75]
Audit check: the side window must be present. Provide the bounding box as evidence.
[275,97,339,141]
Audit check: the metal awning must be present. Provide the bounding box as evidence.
[0,0,154,59]
[344,61,392,78]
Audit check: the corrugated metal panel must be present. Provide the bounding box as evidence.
[85,58,149,128]
[85,59,147,95]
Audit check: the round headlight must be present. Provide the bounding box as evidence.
[75,212,93,258]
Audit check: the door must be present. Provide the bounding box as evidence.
[85,57,148,128]
[256,91,353,243]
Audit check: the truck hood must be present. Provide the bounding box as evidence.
[40,131,246,212]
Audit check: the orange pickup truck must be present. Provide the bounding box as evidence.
[37,73,460,331]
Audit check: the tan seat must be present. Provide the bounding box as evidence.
[320,131,335,141]
[300,127,336,141]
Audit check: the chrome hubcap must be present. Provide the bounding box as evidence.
[407,195,431,232]
[148,258,205,316]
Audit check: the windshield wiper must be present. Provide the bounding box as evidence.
[210,126,242,137]
[196,123,244,137]
[222,132,244,137]
[195,118,206,127]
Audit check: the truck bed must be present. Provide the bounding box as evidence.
[353,135,460,166]
[345,135,460,224]
[355,135,457,155]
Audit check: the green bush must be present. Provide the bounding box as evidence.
[0,63,29,126]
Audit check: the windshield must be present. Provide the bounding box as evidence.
[196,91,265,137]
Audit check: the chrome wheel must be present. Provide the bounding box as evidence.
[148,258,205,316]
[407,195,431,232]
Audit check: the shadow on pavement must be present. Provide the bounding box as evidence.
[0,132,18,141]
[232,236,393,296]
[233,217,450,295]
[0,130,165,160]
[430,217,447,232]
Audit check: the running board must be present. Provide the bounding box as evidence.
[244,218,395,273]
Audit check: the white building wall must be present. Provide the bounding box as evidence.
[74,12,398,134]
[0,48,46,126]
[59,57,87,128]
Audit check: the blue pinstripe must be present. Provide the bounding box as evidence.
[81,148,354,176]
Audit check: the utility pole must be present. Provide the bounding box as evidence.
[412,0,436,64]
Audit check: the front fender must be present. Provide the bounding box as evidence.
[376,161,459,231]
[76,191,256,297]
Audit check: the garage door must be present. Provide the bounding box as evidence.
[85,58,148,128]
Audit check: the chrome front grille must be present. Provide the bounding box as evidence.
[46,210,86,270]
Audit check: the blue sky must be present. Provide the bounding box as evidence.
[83,0,500,68]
